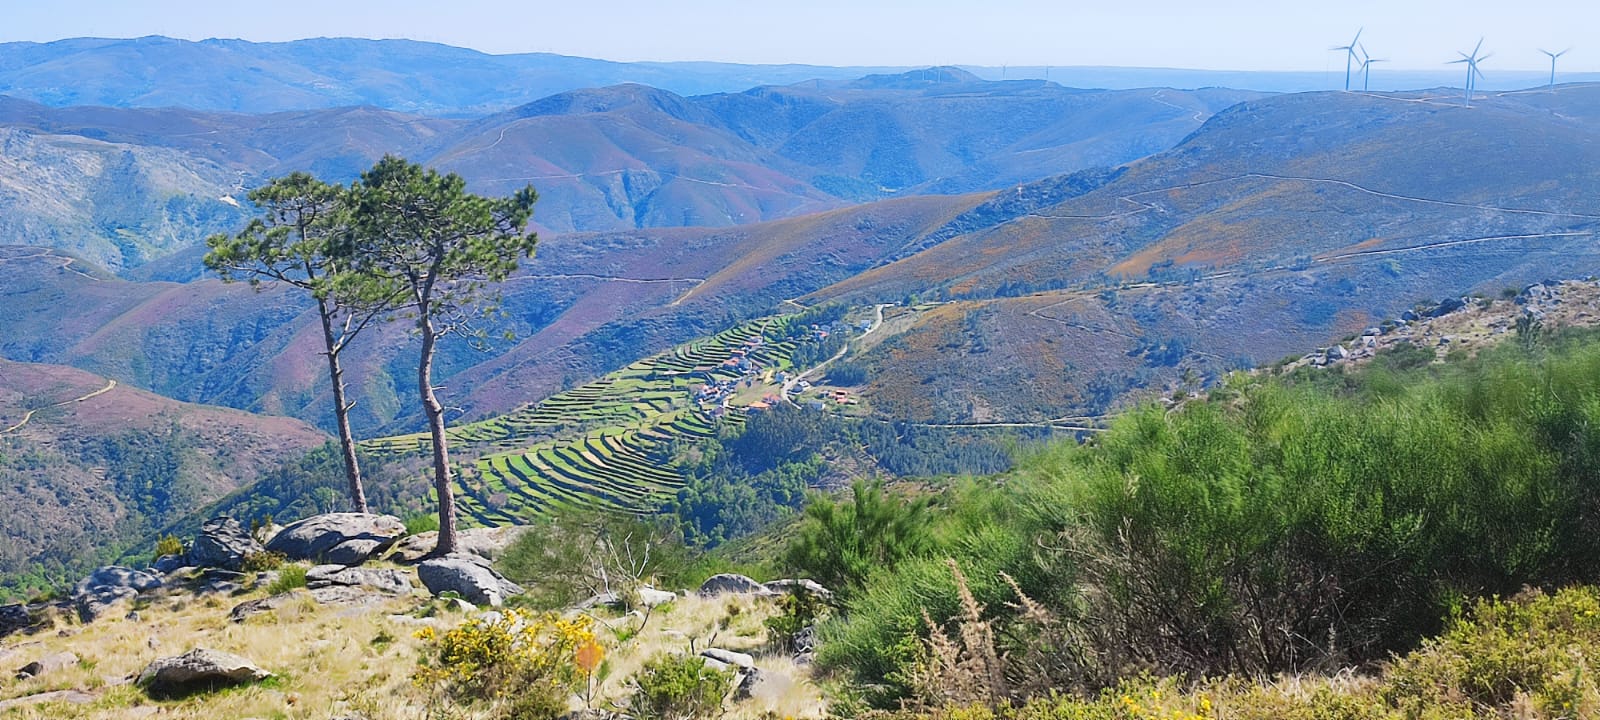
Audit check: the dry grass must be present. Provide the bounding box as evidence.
[0,582,825,719]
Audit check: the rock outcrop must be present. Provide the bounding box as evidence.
[15,651,78,679]
[189,517,264,572]
[763,578,834,601]
[137,648,273,697]
[72,566,162,623]
[306,565,414,596]
[416,554,524,607]
[697,574,772,597]
[264,513,405,565]
[387,526,529,563]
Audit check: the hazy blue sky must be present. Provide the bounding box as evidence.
[2,0,1591,72]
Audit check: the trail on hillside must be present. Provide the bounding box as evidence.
[0,379,117,436]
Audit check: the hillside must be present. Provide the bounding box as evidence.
[0,357,326,598]
[0,76,1254,266]
[798,85,1600,422]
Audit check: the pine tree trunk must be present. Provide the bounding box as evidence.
[318,298,368,514]
[418,314,458,555]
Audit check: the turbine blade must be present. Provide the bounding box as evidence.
[1353,28,1363,46]
[1473,37,1485,57]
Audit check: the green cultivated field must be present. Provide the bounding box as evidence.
[361,317,802,526]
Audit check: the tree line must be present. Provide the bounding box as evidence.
[204,157,537,555]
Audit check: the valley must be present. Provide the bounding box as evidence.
[5,26,1600,719]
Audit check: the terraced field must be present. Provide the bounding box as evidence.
[361,317,806,525]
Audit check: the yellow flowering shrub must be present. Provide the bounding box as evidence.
[414,609,601,719]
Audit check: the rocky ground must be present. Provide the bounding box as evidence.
[0,514,827,719]
[1279,279,1600,374]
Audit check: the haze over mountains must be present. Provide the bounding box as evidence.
[0,63,1256,269]
[5,81,1598,435]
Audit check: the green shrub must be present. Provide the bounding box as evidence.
[825,331,1600,704]
[414,609,599,720]
[498,507,689,610]
[152,534,184,561]
[402,511,439,535]
[784,479,935,595]
[765,587,826,653]
[265,564,307,595]
[241,551,287,573]
[626,653,733,720]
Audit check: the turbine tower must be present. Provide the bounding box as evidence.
[1359,45,1387,92]
[1448,39,1490,107]
[1331,28,1364,91]
[1540,48,1571,89]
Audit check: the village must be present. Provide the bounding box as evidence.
[690,322,862,418]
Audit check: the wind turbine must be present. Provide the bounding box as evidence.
[1448,39,1489,107]
[1331,28,1364,91]
[1540,48,1571,89]
[1359,44,1387,91]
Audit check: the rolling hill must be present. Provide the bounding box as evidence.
[6,86,1600,442]
[0,74,1257,267]
[0,356,326,598]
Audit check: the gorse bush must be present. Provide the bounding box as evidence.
[872,587,1600,720]
[265,564,307,595]
[240,550,287,572]
[785,479,936,594]
[820,331,1600,704]
[152,534,184,561]
[626,653,734,720]
[414,609,599,720]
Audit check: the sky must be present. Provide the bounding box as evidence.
[1,0,1593,72]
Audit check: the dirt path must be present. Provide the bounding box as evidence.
[0,379,117,435]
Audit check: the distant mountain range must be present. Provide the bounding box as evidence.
[0,72,1259,269]
[5,86,1598,435]
[3,36,1595,115]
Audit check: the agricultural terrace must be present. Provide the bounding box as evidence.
[361,315,827,525]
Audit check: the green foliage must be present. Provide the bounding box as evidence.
[403,511,440,535]
[626,653,734,720]
[265,564,308,595]
[240,551,287,573]
[153,534,184,562]
[670,404,1020,548]
[823,331,1600,705]
[765,587,827,653]
[498,506,690,610]
[785,479,936,594]
[875,587,1600,720]
[414,609,598,720]
[203,171,396,513]
[348,155,539,553]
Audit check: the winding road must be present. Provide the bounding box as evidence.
[0,379,117,436]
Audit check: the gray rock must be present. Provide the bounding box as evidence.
[264,513,406,564]
[73,566,162,597]
[388,526,530,563]
[638,587,678,607]
[309,585,386,606]
[0,689,96,711]
[15,651,78,679]
[0,604,31,638]
[152,554,188,574]
[190,517,265,572]
[417,554,524,607]
[325,539,386,566]
[733,666,764,701]
[137,648,273,697]
[228,591,308,623]
[697,573,773,597]
[763,578,834,601]
[306,565,413,596]
[701,647,754,670]
[75,586,137,623]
